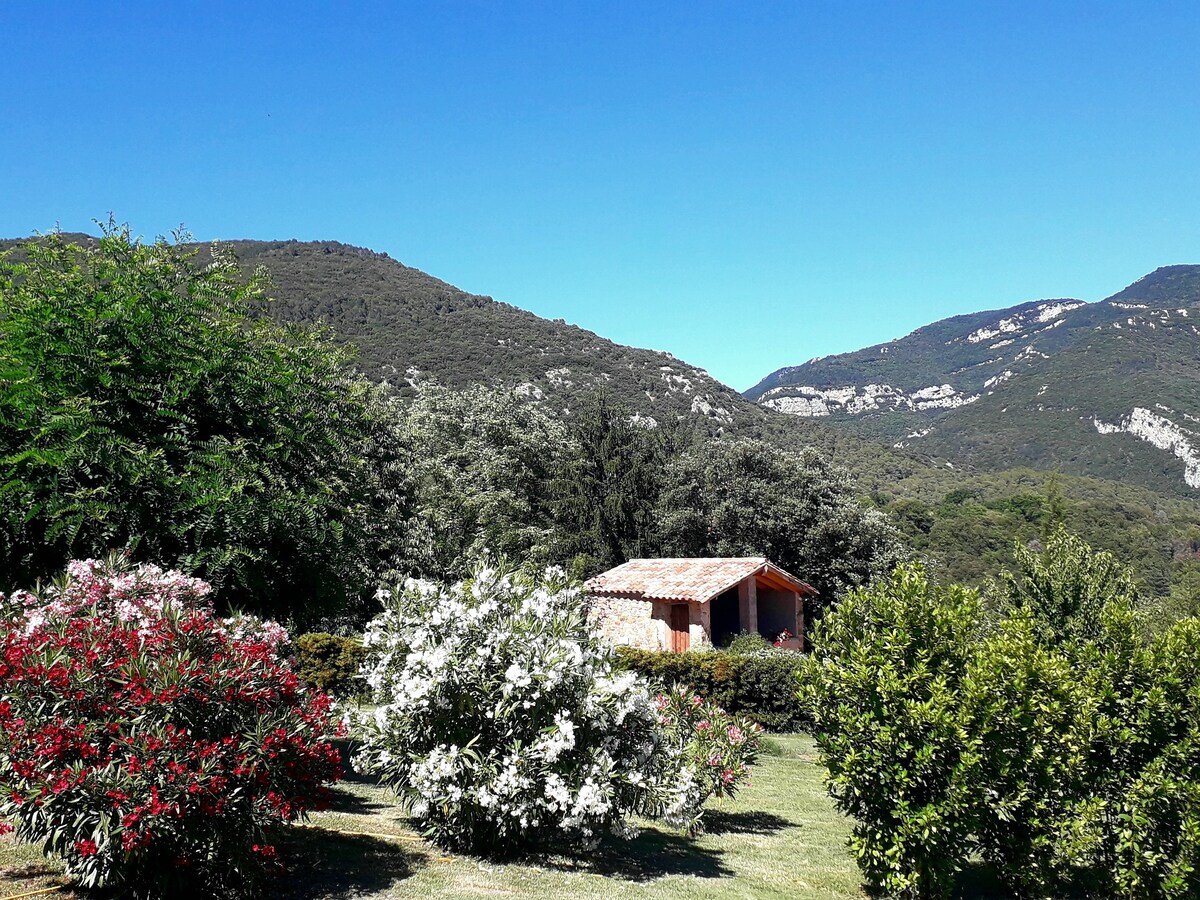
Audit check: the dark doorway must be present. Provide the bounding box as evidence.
[710,587,740,647]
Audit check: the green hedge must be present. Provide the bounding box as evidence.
[614,647,809,733]
[294,632,367,699]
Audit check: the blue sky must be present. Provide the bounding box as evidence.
[4,2,1199,390]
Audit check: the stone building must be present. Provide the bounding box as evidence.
[584,557,815,652]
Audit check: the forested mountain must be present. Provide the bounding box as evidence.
[231,240,749,425]
[747,266,1200,498]
[2,232,1197,598]
[218,239,945,490]
[225,240,1200,596]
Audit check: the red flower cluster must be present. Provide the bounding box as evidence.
[0,561,344,895]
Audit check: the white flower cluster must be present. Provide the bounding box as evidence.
[353,563,688,852]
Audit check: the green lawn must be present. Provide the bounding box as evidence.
[2,739,1022,900]
[273,734,864,900]
[1,735,864,900]
[5,735,997,900]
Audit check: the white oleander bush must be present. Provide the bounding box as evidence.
[352,563,697,854]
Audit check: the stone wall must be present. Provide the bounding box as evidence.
[588,595,715,651]
[689,601,712,650]
[587,594,665,650]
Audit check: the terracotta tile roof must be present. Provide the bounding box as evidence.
[584,557,815,604]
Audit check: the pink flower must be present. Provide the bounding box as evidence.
[727,725,745,745]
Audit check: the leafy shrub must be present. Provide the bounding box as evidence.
[1082,612,1200,899]
[0,559,343,896]
[615,646,809,732]
[654,683,762,831]
[798,564,982,899]
[725,631,772,653]
[959,613,1090,896]
[801,531,1200,899]
[294,632,367,698]
[986,529,1200,897]
[352,564,692,854]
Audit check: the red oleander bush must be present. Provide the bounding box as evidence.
[0,558,343,897]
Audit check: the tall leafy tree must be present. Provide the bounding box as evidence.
[0,224,410,625]
[552,392,677,573]
[394,382,569,578]
[992,524,1140,643]
[657,438,905,609]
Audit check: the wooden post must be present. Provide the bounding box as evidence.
[737,577,758,636]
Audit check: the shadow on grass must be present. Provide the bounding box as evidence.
[533,826,734,882]
[276,827,424,898]
[0,862,61,880]
[700,809,794,836]
[324,784,392,816]
[330,738,384,787]
[949,860,1102,900]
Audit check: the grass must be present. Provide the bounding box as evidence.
[2,734,1015,900]
[272,734,864,900]
[1,735,866,900]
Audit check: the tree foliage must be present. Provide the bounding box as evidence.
[552,393,676,573]
[801,530,1200,898]
[992,526,1140,643]
[394,381,568,579]
[657,438,906,608]
[0,225,409,625]
[798,565,982,898]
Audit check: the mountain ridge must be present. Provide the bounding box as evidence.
[746,265,1200,497]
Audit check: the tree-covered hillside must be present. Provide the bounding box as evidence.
[216,239,951,489]
[3,232,1197,601]
[226,239,1200,598]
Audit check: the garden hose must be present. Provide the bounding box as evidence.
[0,886,66,900]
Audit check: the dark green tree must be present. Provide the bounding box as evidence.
[552,392,678,573]
[0,224,410,625]
[657,438,905,609]
[1041,472,1068,542]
